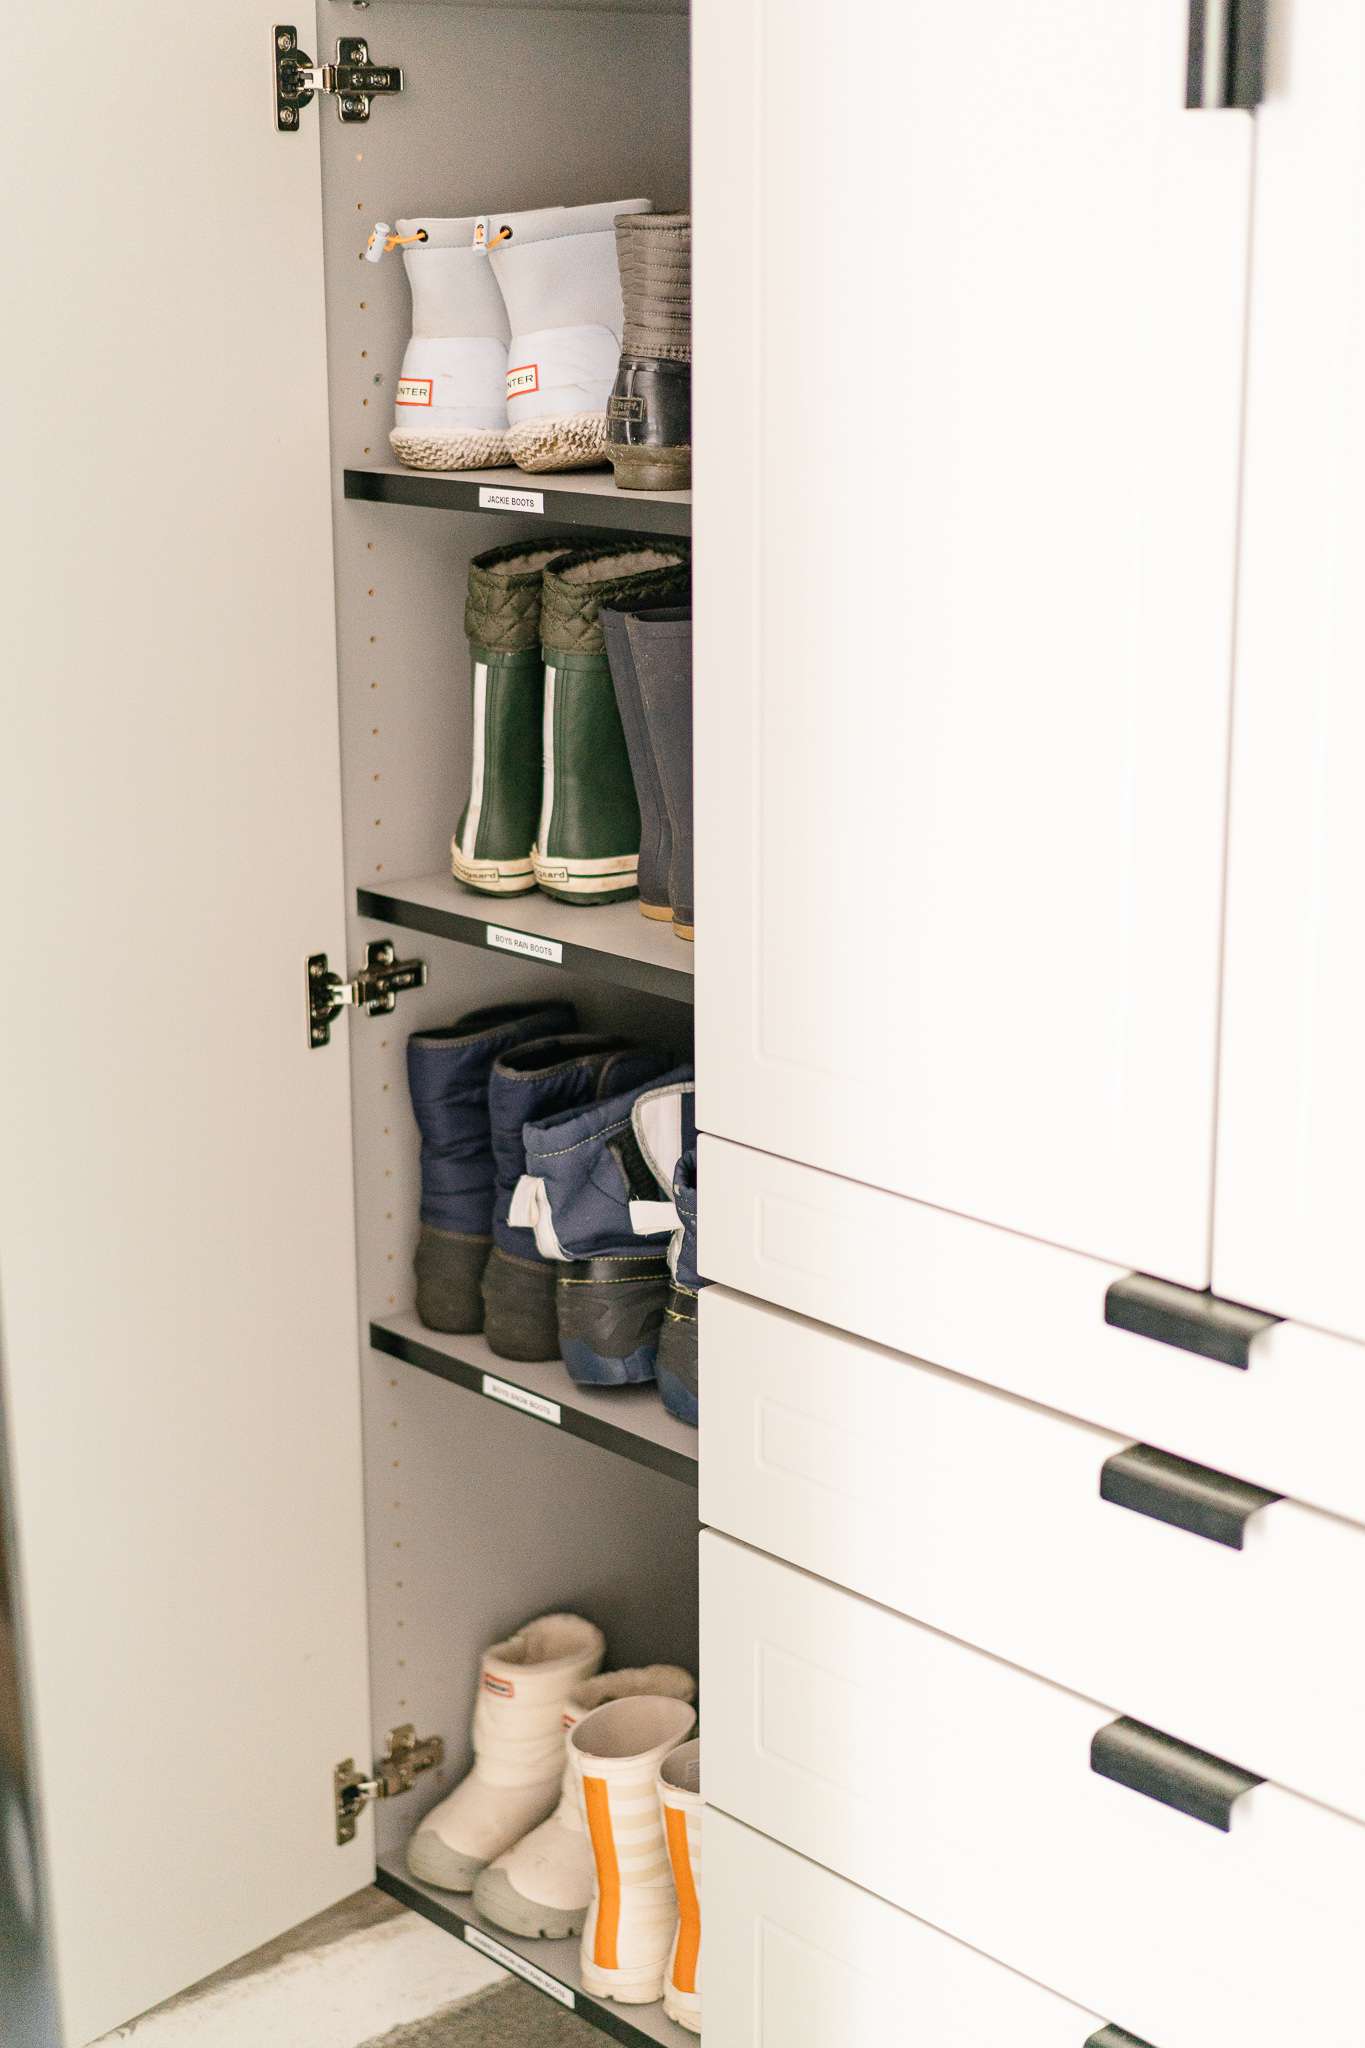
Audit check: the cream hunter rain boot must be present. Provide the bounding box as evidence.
[658,1739,702,2034]
[406,1613,605,1893]
[571,1694,698,2005]
[488,199,653,473]
[472,1666,696,1940]
[377,216,513,472]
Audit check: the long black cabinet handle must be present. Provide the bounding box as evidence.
[1104,1272,1280,1370]
[1092,1716,1263,1831]
[1187,0,1268,109]
[1101,1442,1282,1550]
[1087,2029,1159,2048]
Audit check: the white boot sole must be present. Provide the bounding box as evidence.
[472,1863,586,1941]
[531,853,639,899]
[451,845,537,895]
[579,1958,669,2005]
[391,427,512,472]
[663,1989,703,2033]
[406,1828,485,1894]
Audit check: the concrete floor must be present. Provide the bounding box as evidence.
[91,1889,601,2047]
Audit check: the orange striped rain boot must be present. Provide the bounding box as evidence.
[570,1694,698,2004]
[658,1739,702,2033]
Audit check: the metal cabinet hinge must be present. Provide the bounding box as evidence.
[275,26,404,130]
[308,940,426,1048]
[335,1724,444,1845]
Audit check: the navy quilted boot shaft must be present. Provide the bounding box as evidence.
[406,1001,577,1333]
[482,1035,671,1361]
[521,1069,694,1387]
[655,1148,701,1428]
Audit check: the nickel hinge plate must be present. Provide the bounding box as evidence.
[335,1725,445,1845]
[275,26,404,130]
[308,940,427,1048]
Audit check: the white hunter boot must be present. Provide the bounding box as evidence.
[473,1665,696,1940]
[406,1613,605,1892]
[571,1694,698,2004]
[375,215,513,472]
[488,199,653,473]
[658,1740,702,2034]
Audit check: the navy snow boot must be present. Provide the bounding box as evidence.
[653,1147,701,1428]
[406,1002,577,1333]
[482,1036,671,1362]
[520,1068,694,1387]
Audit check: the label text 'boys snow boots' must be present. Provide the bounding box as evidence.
[451,542,566,896]
[472,1665,696,1941]
[607,213,692,493]
[534,546,690,905]
[376,215,513,472]
[406,1613,605,1894]
[405,1001,576,1333]
[482,1037,671,1361]
[487,199,652,474]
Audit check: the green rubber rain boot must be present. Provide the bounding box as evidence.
[452,541,567,896]
[533,544,690,905]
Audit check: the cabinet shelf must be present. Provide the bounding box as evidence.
[370,1314,697,1485]
[358,874,695,1003]
[378,1857,696,2047]
[344,464,691,538]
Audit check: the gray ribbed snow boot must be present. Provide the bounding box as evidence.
[601,605,690,923]
[626,609,694,939]
[607,214,691,493]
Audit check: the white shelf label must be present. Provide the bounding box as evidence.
[482,1373,561,1427]
[478,485,545,516]
[486,924,563,966]
[462,1925,576,2008]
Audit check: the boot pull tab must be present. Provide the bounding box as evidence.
[364,221,428,263]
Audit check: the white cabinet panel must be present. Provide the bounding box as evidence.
[693,0,1253,1284]
[699,1134,1365,1524]
[1213,0,1365,1339]
[701,1287,1365,1822]
[3,6,372,2041]
[701,1535,1365,2048]
[707,1811,1108,2048]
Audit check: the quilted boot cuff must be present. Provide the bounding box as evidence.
[541,545,691,657]
[465,541,564,653]
[617,214,692,363]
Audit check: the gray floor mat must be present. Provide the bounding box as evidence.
[366,1977,603,2046]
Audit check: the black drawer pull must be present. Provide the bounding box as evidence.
[1087,2029,1159,2048]
[1101,1443,1282,1550]
[1092,1716,1263,1831]
[1105,1272,1280,1370]
[1186,0,1267,110]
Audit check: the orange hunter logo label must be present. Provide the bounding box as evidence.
[482,1671,516,1698]
[506,363,540,400]
[396,377,433,406]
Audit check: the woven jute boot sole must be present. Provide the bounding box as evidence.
[391,426,511,472]
[609,444,692,493]
[509,412,610,474]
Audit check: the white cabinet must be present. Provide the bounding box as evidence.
[695,0,1254,1286]
[1213,0,1365,1341]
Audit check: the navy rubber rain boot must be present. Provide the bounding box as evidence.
[519,1068,694,1387]
[482,1036,671,1362]
[406,1002,577,1333]
[653,1148,702,1428]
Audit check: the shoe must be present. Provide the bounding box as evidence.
[658,1740,702,2034]
[626,607,694,939]
[607,213,691,493]
[534,546,690,905]
[519,1067,694,1386]
[406,1001,576,1332]
[452,542,566,896]
[572,1694,699,2004]
[483,1037,671,1361]
[472,1665,696,1941]
[654,1150,702,1428]
[381,215,513,472]
[487,199,652,473]
[601,605,690,923]
[407,1613,605,1893]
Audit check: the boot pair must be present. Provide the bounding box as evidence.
[603,604,694,940]
[374,199,651,475]
[453,541,689,907]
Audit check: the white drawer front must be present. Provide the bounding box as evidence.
[707,1809,1107,2048]
[700,1534,1365,2048]
[699,1287,1365,1824]
[698,1134,1365,1524]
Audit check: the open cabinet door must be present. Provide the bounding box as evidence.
[1,6,373,2041]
